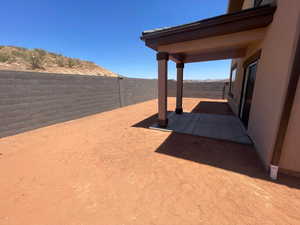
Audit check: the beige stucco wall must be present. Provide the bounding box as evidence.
[280,79,300,172]
[279,16,300,173]
[228,0,300,171]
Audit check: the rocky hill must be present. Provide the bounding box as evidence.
[0,46,119,77]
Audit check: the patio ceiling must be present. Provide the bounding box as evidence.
[141,5,276,63]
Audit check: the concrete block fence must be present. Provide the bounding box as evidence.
[0,70,225,138]
[168,80,226,99]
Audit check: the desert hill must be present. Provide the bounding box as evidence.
[0,46,119,77]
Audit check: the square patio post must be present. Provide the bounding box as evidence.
[157,52,169,128]
[175,63,184,114]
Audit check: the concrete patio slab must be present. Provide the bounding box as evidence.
[150,112,252,144]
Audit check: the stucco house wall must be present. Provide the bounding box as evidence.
[279,16,300,174]
[228,0,300,172]
[280,78,300,173]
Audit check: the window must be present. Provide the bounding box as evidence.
[254,0,263,7]
[229,66,237,98]
[240,61,258,127]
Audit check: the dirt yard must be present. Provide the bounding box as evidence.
[0,98,299,225]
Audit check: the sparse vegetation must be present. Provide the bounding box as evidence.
[0,45,119,77]
[11,49,26,58]
[27,51,45,69]
[68,58,75,68]
[33,48,47,58]
[67,58,81,68]
[56,56,65,67]
[0,52,10,62]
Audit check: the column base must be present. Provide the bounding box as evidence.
[158,119,168,128]
[175,108,183,114]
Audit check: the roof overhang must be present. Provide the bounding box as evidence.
[141,5,276,52]
[160,27,267,63]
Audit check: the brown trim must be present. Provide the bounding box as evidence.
[227,0,245,13]
[156,52,169,61]
[172,47,247,64]
[176,63,184,68]
[279,168,300,178]
[243,49,262,68]
[141,6,276,50]
[271,30,300,166]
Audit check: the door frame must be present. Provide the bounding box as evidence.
[238,50,262,122]
[240,61,258,120]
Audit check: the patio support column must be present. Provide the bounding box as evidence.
[175,62,184,114]
[157,52,169,128]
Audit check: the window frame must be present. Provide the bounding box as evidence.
[254,0,263,7]
[239,61,258,119]
[238,49,262,117]
[229,64,238,98]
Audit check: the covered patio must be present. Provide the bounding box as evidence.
[150,111,252,144]
[141,5,276,134]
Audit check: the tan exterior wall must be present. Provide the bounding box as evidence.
[228,0,300,171]
[279,14,300,173]
[280,79,300,172]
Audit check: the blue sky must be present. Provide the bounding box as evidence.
[0,0,231,80]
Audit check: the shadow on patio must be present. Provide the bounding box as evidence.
[132,100,300,189]
[191,101,234,115]
[132,101,233,128]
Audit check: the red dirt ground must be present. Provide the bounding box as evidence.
[0,98,299,225]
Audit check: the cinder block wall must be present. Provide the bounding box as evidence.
[168,80,226,99]
[0,71,225,138]
[119,78,157,106]
[0,71,122,138]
